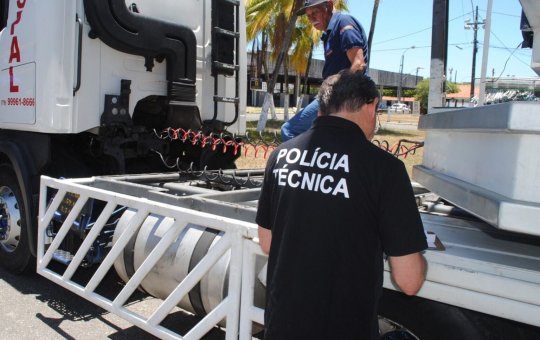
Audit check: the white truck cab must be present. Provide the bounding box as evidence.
[0,0,247,273]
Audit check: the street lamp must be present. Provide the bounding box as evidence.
[415,67,424,85]
[398,46,415,103]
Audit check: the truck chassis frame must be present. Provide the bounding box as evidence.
[37,172,540,339]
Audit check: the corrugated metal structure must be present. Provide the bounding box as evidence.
[247,52,422,90]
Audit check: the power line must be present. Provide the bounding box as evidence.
[478,42,533,69]
[372,45,431,52]
[373,13,471,45]
[491,42,523,81]
[491,11,520,18]
[372,27,431,45]
[475,8,521,19]
[471,8,533,73]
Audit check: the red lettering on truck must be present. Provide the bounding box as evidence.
[9,67,18,92]
[8,0,26,93]
[9,36,20,63]
[10,10,21,34]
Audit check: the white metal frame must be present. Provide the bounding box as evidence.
[239,237,266,340]
[37,175,540,339]
[38,175,259,339]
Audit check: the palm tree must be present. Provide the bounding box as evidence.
[246,0,349,131]
[289,18,318,114]
[367,0,380,68]
[248,0,304,131]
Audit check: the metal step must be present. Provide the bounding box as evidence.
[214,95,239,104]
[213,26,239,38]
[213,61,239,72]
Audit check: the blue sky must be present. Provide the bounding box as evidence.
[311,0,538,82]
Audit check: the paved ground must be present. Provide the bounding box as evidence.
[0,265,157,340]
[0,265,229,340]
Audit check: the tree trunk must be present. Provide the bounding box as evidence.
[293,72,301,116]
[367,0,380,68]
[261,31,270,87]
[250,39,257,106]
[250,39,257,76]
[257,0,303,132]
[283,55,290,120]
[296,42,314,114]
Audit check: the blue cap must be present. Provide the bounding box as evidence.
[297,0,330,16]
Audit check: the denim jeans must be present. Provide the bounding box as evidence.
[280,98,320,141]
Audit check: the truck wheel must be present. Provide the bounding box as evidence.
[379,289,540,339]
[0,165,34,274]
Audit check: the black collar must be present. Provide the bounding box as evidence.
[312,115,367,140]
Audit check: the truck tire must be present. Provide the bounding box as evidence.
[379,289,540,340]
[0,165,34,274]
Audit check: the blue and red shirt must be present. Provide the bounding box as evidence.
[321,12,369,79]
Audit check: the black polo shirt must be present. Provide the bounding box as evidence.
[322,12,369,79]
[256,116,427,340]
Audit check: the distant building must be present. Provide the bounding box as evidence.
[446,84,478,107]
[247,52,423,107]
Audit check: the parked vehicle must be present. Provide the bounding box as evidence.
[1,0,540,339]
[0,0,245,274]
[388,102,411,113]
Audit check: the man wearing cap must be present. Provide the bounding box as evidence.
[258,70,427,339]
[281,0,369,141]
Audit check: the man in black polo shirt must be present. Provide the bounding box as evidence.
[257,70,427,340]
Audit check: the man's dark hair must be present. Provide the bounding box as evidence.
[322,70,379,115]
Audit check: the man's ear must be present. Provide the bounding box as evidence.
[371,97,380,114]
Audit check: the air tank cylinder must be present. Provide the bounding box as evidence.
[113,209,266,318]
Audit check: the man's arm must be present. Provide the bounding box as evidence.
[258,226,272,254]
[346,47,367,73]
[388,252,427,296]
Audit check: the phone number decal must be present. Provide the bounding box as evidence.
[1,97,35,106]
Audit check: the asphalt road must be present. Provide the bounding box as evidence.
[0,265,159,340]
[0,264,230,339]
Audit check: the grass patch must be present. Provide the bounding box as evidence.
[374,128,425,177]
[246,120,283,130]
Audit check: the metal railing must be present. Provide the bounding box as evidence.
[36,173,540,338]
[38,175,266,339]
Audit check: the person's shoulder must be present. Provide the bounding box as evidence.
[335,12,357,23]
[335,12,363,30]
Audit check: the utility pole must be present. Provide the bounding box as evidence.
[398,46,415,103]
[415,67,423,85]
[428,0,449,112]
[465,6,481,100]
[478,0,493,106]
